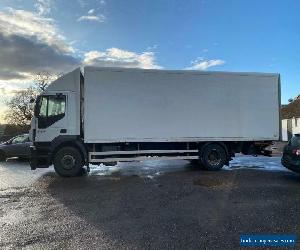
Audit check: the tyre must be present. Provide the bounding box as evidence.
[0,151,6,162]
[53,147,84,177]
[200,144,227,171]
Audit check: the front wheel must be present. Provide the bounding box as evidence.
[200,144,227,171]
[53,147,84,177]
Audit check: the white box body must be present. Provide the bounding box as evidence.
[83,67,281,143]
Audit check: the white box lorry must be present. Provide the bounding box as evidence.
[30,67,281,177]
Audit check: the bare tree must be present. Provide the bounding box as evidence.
[4,87,36,126]
[34,71,61,92]
[4,72,61,126]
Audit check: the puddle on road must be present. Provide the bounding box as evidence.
[225,155,288,172]
[89,160,190,179]
[0,156,289,185]
[88,155,288,179]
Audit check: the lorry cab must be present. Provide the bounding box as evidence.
[30,68,82,143]
[30,68,85,174]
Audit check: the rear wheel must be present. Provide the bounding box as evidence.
[53,147,84,177]
[200,144,227,171]
[0,151,6,162]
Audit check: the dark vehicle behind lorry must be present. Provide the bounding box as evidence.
[0,134,31,161]
[282,134,300,173]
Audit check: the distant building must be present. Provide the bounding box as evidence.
[281,98,300,141]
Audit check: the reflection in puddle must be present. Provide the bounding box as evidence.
[89,155,288,178]
[89,160,190,178]
[225,155,288,172]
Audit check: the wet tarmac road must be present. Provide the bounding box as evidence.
[0,157,300,249]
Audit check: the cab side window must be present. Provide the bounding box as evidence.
[38,95,66,129]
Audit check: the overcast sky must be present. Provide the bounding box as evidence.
[0,0,299,121]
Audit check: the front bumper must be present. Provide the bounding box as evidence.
[30,145,52,170]
[281,154,300,173]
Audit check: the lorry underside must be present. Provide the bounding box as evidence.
[30,138,273,177]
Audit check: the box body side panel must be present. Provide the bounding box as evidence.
[84,69,280,143]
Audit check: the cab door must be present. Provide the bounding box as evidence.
[35,93,68,142]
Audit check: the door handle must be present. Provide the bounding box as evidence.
[60,129,67,133]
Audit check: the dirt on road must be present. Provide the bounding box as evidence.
[0,159,299,249]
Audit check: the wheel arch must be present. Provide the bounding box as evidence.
[200,142,229,155]
[51,136,88,164]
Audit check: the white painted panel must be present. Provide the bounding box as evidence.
[281,119,288,141]
[84,67,280,143]
[292,118,300,135]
